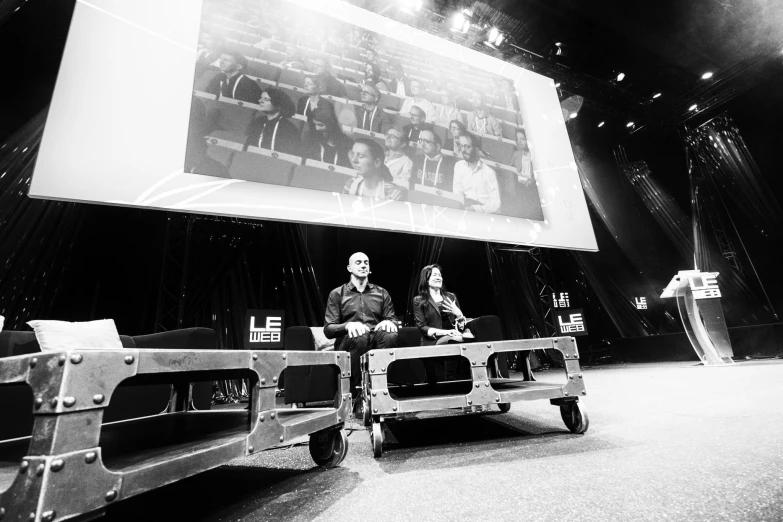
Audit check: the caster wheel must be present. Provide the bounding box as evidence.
[309,429,349,468]
[498,402,511,413]
[362,399,371,427]
[370,422,384,458]
[560,401,589,434]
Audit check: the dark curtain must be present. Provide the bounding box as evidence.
[0,111,84,329]
[403,235,444,326]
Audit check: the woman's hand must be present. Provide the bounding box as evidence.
[442,297,463,319]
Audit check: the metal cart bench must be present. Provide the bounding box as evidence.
[359,337,589,457]
[0,348,351,521]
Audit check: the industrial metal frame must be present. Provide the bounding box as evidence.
[0,349,352,521]
[359,337,589,457]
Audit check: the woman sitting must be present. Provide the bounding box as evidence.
[412,264,473,345]
[443,119,468,156]
[361,62,389,92]
[244,87,301,156]
[344,138,406,201]
[296,75,334,122]
[304,103,353,168]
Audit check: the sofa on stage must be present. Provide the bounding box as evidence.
[280,316,510,404]
[0,327,216,441]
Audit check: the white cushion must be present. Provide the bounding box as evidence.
[311,327,335,351]
[27,319,124,352]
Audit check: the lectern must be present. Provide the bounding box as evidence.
[661,270,734,365]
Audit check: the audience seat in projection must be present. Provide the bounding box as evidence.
[334,67,362,85]
[229,148,300,186]
[343,82,362,103]
[194,67,220,91]
[290,160,356,192]
[255,48,286,64]
[480,136,516,165]
[245,59,282,84]
[350,128,386,148]
[433,125,449,144]
[332,99,359,128]
[499,119,519,141]
[277,83,307,109]
[407,186,464,209]
[491,106,519,125]
[278,68,311,89]
[380,91,404,112]
[205,130,245,167]
[210,99,258,134]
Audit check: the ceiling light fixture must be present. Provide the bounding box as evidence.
[689,104,698,111]
[652,92,662,99]
[616,72,626,81]
[598,122,605,128]
[701,72,714,80]
[626,121,634,128]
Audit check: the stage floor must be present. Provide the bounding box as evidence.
[99,359,783,521]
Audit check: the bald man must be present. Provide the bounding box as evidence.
[324,252,398,401]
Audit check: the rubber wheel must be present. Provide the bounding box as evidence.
[309,429,349,468]
[362,399,372,427]
[560,401,589,434]
[498,402,511,413]
[371,422,384,458]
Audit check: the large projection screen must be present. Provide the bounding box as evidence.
[30,0,597,251]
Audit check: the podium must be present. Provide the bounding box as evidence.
[661,270,734,365]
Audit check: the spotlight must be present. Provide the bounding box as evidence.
[616,72,626,81]
[701,72,714,80]
[451,12,465,30]
[626,121,634,128]
[554,82,561,88]
[569,112,578,119]
[488,27,500,43]
[689,104,698,111]
[555,42,563,47]
[652,92,662,99]
[598,121,605,128]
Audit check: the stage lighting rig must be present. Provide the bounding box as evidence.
[597,121,605,128]
[652,92,662,99]
[701,71,714,80]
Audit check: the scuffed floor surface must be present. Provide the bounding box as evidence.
[99,359,783,522]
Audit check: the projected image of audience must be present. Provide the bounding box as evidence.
[185,0,544,221]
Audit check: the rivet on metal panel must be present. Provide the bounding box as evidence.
[93,394,105,405]
[383,390,388,395]
[84,452,97,464]
[495,398,500,402]
[582,391,587,395]
[279,436,284,442]
[564,354,570,359]
[0,507,5,519]
[390,351,394,355]
[485,383,489,387]
[29,357,38,368]
[105,490,118,503]
[248,445,254,453]
[41,511,56,522]
[381,367,386,372]
[569,375,574,379]
[372,391,377,396]
[338,417,342,422]
[260,415,265,422]
[34,397,43,409]
[373,408,378,413]
[273,377,277,383]
[124,355,134,365]
[564,391,570,396]
[392,406,397,411]
[370,352,374,356]
[282,354,287,360]
[58,355,66,366]
[371,369,375,373]
[49,398,58,408]
[252,353,258,360]
[19,460,29,473]
[336,354,340,358]
[486,344,492,348]
[467,400,472,405]
[475,383,479,388]
[578,374,583,378]
[62,397,76,408]
[554,339,559,343]
[50,459,64,472]
[36,463,45,477]
[270,412,276,419]
[342,372,346,377]
[70,353,83,364]
[261,378,266,385]
[28,513,35,522]
[462,346,466,350]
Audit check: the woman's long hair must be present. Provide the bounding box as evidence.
[417,264,451,303]
[353,137,393,182]
[310,103,346,144]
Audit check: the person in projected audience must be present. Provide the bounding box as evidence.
[467,91,503,138]
[312,57,348,99]
[434,90,462,129]
[251,25,287,51]
[304,104,353,168]
[244,87,301,155]
[279,45,307,70]
[444,119,468,156]
[354,84,386,133]
[205,51,262,104]
[400,80,435,122]
[324,251,399,403]
[412,264,473,346]
[402,106,434,150]
[511,128,534,185]
[384,129,413,187]
[411,130,456,192]
[361,62,389,92]
[500,79,520,113]
[344,138,406,201]
[196,32,224,66]
[386,61,411,97]
[453,133,501,213]
[297,75,334,124]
